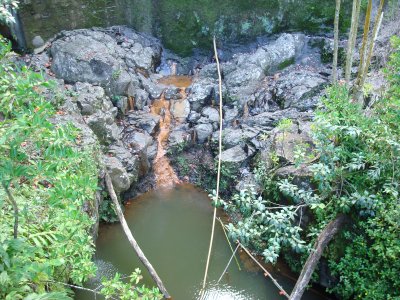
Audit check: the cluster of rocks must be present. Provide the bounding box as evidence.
[29,25,335,200]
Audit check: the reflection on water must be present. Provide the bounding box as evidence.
[75,184,325,300]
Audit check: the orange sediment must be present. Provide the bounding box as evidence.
[150,76,193,188]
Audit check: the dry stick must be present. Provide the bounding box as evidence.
[201,36,224,296]
[217,217,241,271]
[238,242,289,298]
[217,244,240,283]
[105,172,171,299]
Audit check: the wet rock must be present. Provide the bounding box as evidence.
[126,111,160,135]
[124,131,153,153]
[171,99,190,122]
[164,87,182,100]
[107,145,143,179]
[103,156,133,194]
[195,123,213,143]
[140,75,164,99]
[168,124,191,146]
[188,111,201,123]
[219,145,248,164]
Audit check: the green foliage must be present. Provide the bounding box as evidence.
[0,36,99,299]
[100,269,162,300]
[225,36,400,299]
[221,187,307,263]
[0,0,18,24]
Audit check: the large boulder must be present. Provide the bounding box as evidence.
[51,30,121,85]
[271,122,314,164]
[103,156,133,194]
[186,78,215,112]
[273,69,327,111]
[126,111,160,136]
[195,123,213,143]
[171,99,190,122]
[50,28,162,95]
[219,145,248,164]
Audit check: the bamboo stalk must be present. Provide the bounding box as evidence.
[201,36,224,296]
[104,172,171,299]
[359,0,385,92]
[356,0,373,85]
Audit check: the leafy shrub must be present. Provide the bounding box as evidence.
[224,36,400,299]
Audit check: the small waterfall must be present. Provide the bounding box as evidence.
[9,9,26,50]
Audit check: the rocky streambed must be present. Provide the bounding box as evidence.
[23,25,340,243]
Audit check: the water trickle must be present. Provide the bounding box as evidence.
[150,75,193,187]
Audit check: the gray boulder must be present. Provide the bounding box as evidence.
[195,123,213,143]
[126,111,160,135]
[104,156,133,194]
[245,109,313,131]
[87,112,120,145]
[274,69,327,111]
[201,106,219,123]
[171,99,190,122]
[186,78,215,111]
[272,122,314,164]
[219,145,248,164]
[51,31,121,85]
[124,131,153,153]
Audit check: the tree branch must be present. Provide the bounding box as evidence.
[289,214,349,300]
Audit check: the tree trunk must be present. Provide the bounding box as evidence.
[105,172,171,299]
[345,0,362,83]
[333,0,341,83]
[289,214,349,300]
[354,0,385,103]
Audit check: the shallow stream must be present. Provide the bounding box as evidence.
[75,184,326,300]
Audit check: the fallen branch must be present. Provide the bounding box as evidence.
[289,214,348,300]
[105,172,171,299]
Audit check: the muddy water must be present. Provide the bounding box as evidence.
[75,184,325,300]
